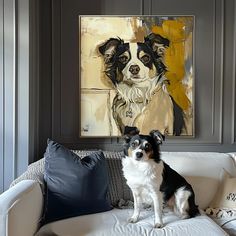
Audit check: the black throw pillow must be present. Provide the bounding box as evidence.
[43,139,112,224]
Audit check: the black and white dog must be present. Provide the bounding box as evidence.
[122,127,199,228]
[99,33,184,136]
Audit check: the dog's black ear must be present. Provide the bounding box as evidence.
[98,38,123,63]
[150,130,165,145]
[144,33,169,57]
[124,126,140,136]
[123,126,140,143]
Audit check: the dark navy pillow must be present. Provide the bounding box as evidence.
[43,139,112,224]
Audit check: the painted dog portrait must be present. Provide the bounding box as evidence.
[80,16,194,137]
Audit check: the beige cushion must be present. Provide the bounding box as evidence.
[210,169,236,209]
[185,176,219,210]
[0,180,43,236]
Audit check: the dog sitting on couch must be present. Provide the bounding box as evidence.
[98,33,185,136]
[122,127,199,228]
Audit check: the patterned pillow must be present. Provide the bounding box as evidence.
[205,207,236,218]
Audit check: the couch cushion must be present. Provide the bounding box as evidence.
[185,176,219,210]
[210,169,236,209]
[43,140,111,223]
[161,152,236,209]
[35,208,228,236]
[161,152,236,178]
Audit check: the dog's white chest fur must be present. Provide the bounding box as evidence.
[122,157,164,204]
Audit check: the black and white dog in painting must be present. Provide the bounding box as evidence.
[99,33,185,136]
[122,127,199,228]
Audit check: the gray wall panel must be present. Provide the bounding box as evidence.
[0,0,4,193]
[3,0,16,190]
[233,1,236,144]
[100,0,143,15]
[16,0,30,177]
[0,0,31,192]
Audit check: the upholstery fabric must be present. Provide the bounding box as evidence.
[0,180,43,236]
[210,169,236,209]
[35,208,228,236]
[43,140,111,223]
[6,151,236,236]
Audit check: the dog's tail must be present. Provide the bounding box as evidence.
[188,198,200,218]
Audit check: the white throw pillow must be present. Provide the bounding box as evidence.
[205,169,236,218]
[210,169,236,209]
[185,176,219,210]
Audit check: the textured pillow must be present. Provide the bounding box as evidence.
[205,169,236,218]
[43,140,111,224]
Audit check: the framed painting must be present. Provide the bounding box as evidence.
[79,16,194,137]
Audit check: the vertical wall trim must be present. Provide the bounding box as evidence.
[140,0,144,15]
[52,0,62,139]
[232,0,236,144]
[149,0,152,15]
[16,0,30,177]
[211,0,224,143]
[212,0,224,143]
[211,0,216,135]
[29,0,40,162]
[3,0,16,190]
[219,0,225,143]
[13,0,17,181]
[0,0,4,193]
[0,0,30,192]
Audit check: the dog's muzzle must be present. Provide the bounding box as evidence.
[129,65,140,75]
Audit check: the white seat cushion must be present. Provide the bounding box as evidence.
[36,208,228,236]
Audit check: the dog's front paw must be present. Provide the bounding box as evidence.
[154,222,163,228]
[128,217,138,223]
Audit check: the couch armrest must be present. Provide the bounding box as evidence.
[0,180,44,236]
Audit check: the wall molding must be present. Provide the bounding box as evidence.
[0,0,4,193]
[232,0,236,144]
[0,0,30,192]
[216,0,224,143]
[3,0,17,191]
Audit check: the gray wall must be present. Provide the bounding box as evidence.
[0,0,235,192]
[36,0,236,158]
[0,0,31,192]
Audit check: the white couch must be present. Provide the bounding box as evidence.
[1,151,236,236]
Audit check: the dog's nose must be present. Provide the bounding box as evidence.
[129,65,140,75]
[136,152,143,159]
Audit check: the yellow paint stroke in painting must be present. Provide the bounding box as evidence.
[130,17,146,42]
[152,20,191,111]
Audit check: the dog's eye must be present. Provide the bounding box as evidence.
[131,140,139,148]
[144,143,150,150]
[140,55,150,64]
[119,55,129,64]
